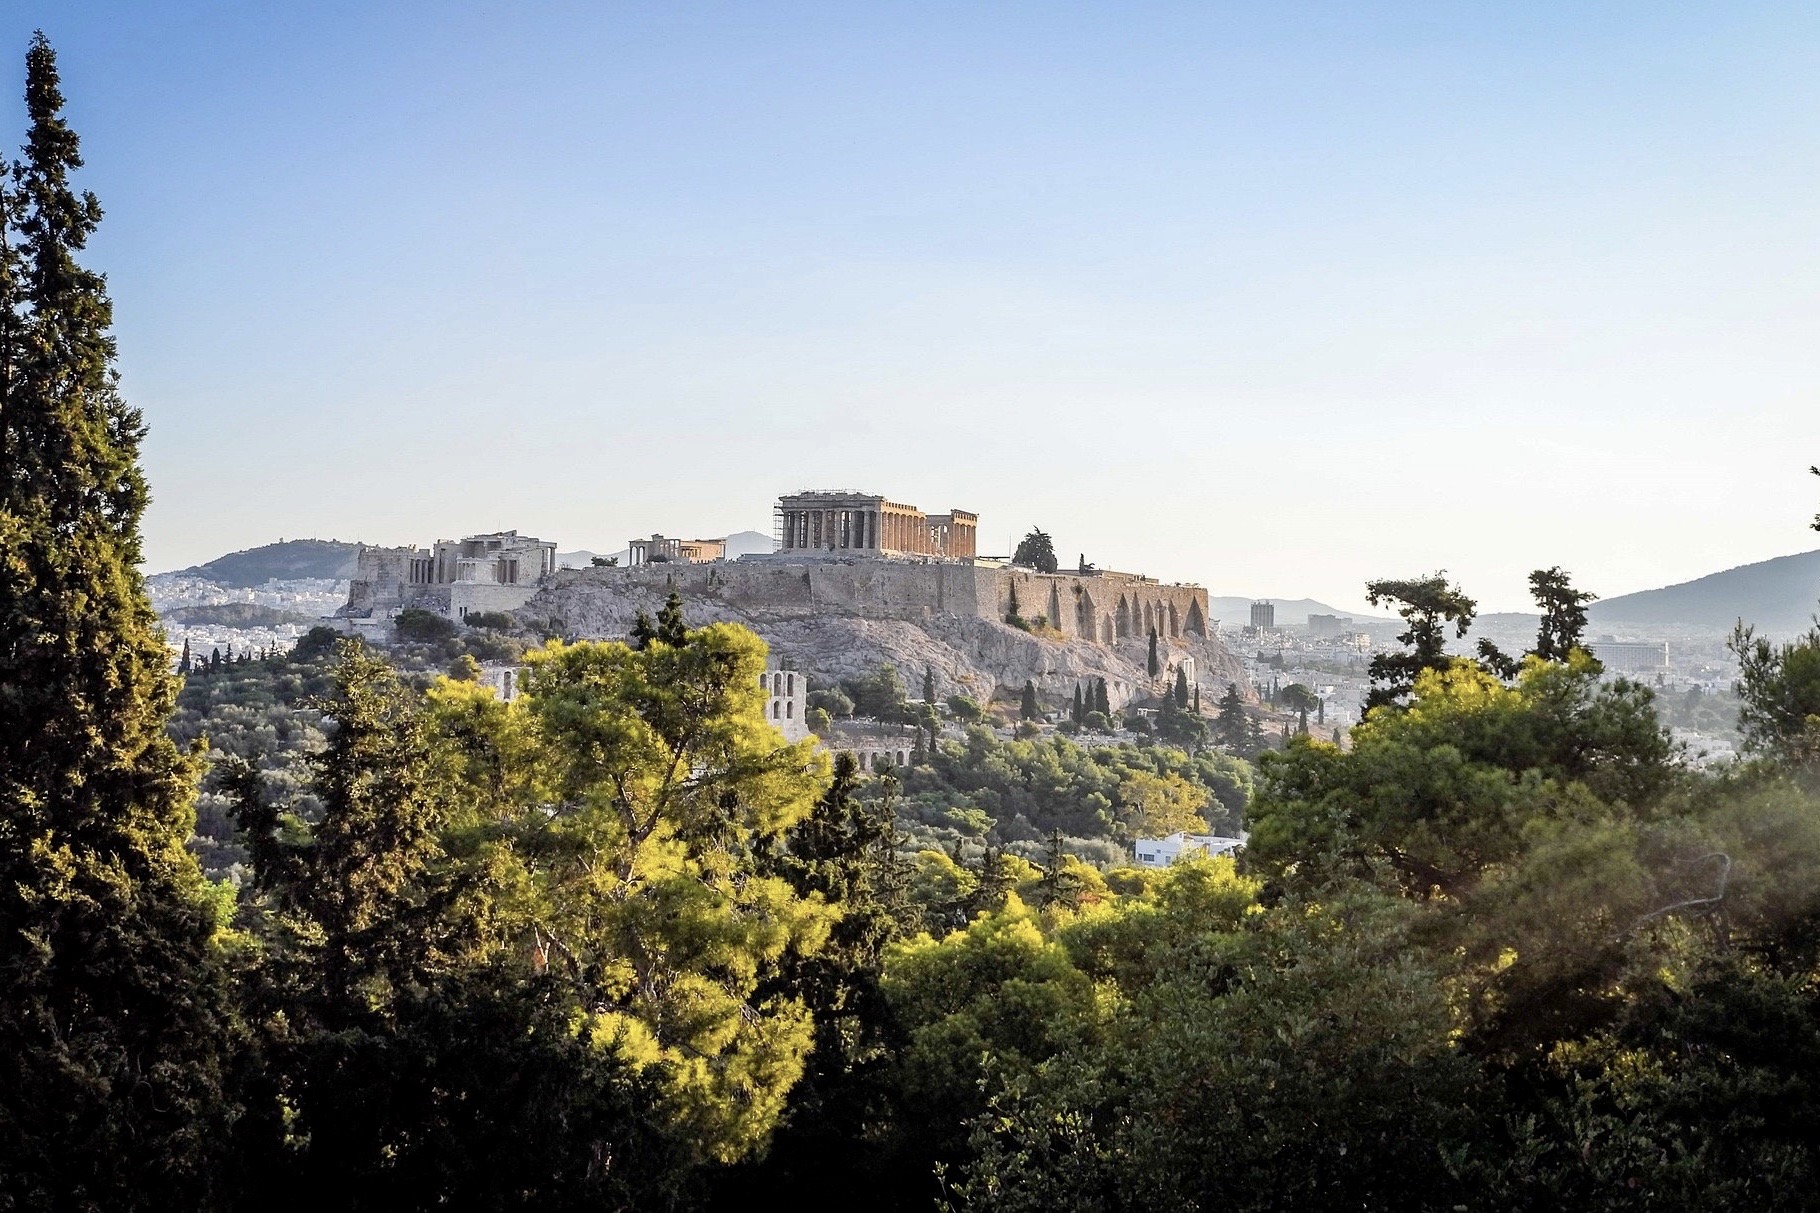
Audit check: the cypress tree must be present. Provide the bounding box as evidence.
[178,636,191,673]
[655,589,686,646]
[923,665,935,707]
[1094,678,1110,718]
[630,608,657,650]
[1072,683,1083,724]
[1020,679,1040,722]
[1174,666,1189,707]
[1147,628,1160,678]
[0,34,234,1207]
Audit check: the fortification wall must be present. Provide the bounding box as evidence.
[545,559,990,623]
[544,559,1206,639]
[992,568,1208,644]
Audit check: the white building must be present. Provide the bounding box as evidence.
[1133,831,1245,869]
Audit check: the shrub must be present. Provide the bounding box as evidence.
[463,610,515,630]
[292,625,346,661]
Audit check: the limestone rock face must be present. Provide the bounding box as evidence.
[521,570,1247,710]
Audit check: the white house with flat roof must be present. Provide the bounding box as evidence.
[1133,832,1245,869]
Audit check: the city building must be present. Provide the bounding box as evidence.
[774,490,977,558]
[1250,601,1276,629]
[1133,832,1245,868]
[627,534,727,566]
[1307,613,1353,637]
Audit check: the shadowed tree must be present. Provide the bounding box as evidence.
[1364,572,1477,711]
[1530,566,1598,663]
[0,35,236,1209]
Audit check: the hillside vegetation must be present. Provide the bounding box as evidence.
[171,537,363,586]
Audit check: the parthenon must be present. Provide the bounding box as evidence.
[775,490,977,558]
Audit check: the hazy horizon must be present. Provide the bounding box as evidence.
[10,2,1820,614]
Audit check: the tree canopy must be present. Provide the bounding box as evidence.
[1012,528,1059,574]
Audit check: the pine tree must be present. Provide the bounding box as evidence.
[1529,566,1597,663]
[0,35,234,1206]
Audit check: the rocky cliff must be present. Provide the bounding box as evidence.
[520,569,1248,711]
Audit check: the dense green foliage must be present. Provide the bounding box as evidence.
[938,624,1820,1211]
[890,727,1249,845]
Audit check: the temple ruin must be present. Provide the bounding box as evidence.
[774,490,977,558]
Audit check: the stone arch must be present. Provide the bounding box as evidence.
[1101,615,1113,644]
[1076,589,1096,636]
[1186,599,1206,636]
[1142,602,1155,636]
[1047,584,1062,630]
[1169,602,1181,638]
[1115,596,1132,638]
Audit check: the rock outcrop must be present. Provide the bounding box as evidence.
[521,565,1247,711]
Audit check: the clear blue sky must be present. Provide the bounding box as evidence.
[8,2,1820,612]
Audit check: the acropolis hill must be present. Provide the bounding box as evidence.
[516,490,1246,713]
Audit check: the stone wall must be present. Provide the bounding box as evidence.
[536,559,1207,639]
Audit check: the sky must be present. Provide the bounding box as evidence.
[5,2,1819,613]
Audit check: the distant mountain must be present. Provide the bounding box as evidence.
[557,549,624,569]
[724,530,775,558]
[170,539,363,587]
[1589,549,1820,634]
